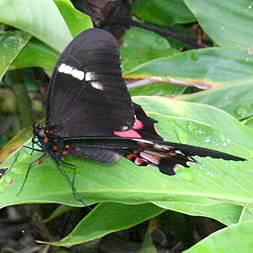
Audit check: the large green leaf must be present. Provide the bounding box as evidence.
[133,0,196,26]
[49,203,164,246]
[121,27,177,73]
[10,38,58,70]
[184,0,253,47]
[0,31,31,81]
[183,220,253,253]
[54,0,92,37]
[125,48,253,89]
[156,200,242,226]
[0,0,92,73]
[0,0,72,52]
[129,82,186,96]
[1,130,250,206]
[244,117,253,128]
[0,97,252,208]
[121,27,184,96]
[45,202,242,246]
[1,97,252,246]
[179,83,253,120]
[134,97,253,149]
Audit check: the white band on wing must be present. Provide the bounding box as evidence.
[58,63,84,80]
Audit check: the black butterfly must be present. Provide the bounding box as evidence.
[28,28,244,197]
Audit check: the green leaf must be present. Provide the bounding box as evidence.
[184,0,253,47]
[0,98,252,209]
[121,27,184,96]
[126,48,253,89]
[129,82,186,96]
[0,0,72,52]
[0,31,31,81]
[134,97,253,149]
[54,0,93,37]
[133,0,196,26]
[183,220,253,253]
[238,206,253,223]
[43,205,75,223]
[155,200,242,225]
[10,37,58,70]
[139,220,157,253]
[179,83,253,120]
[49,203,163,246]
[243,117,253,128]
[121,27,177,73]
[0,126,32,164]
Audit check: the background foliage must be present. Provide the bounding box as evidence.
[0,0,253,252]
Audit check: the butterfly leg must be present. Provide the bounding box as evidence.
[7,150,20,171]
[24,146,43,152]
[54,159,87,206]
[17,153,47,196]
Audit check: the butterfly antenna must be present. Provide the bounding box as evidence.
[8,151,20,170]
[24,146,42,152]
[2,150,21,178]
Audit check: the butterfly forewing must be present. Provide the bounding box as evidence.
[46,29,135,137]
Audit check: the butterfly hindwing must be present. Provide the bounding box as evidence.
[64,135,245,175]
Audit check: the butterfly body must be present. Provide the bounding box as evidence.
[32,123,70,161]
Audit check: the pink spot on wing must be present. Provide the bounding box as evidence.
[113,129,141,138]
[133,119,143,129]
[113,120,143,138]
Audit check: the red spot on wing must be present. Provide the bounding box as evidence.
[113,119,143,138]
[133,119,143,129]
[135,157,148,165]
[113,129,141,138]
[168,152,177,156]
[126,153,137,160]
[62,151,69,156]
[140,152,161,165]
[137,142,147,147]
[43,137,49,143]
[52,145,59,151]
